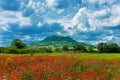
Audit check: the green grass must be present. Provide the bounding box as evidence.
[1,53,120,60]
[37,53,120,60]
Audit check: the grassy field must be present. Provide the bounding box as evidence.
[1,53,120,60]
[35,53,120,60]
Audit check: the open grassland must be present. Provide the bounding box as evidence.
[0,53,120,80]
[34,53,120,60]
[3,53,120,60]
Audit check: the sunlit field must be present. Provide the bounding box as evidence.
[0,53,120,80]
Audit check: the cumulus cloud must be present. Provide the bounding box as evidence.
[0,9,31,32]
[89,4,120,28]
[0,0,120,46]
[22,35,31,40]
[103,36,114,41]
[46,0,57,8]
[59,3,120,34]
[26,0,46,14]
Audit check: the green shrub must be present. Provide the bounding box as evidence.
[54,48,61,52]
[73,44,87,52]
[5,47,20,54]
[0,47,5,53]
[19,49,36,54]
[38,47,53,53]
[62,45,69,51]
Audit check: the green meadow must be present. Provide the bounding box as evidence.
[1,53,120,60]
[36,53,120,60]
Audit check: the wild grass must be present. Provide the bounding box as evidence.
[1,53,120,60]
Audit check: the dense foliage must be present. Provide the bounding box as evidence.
[62,45,69,51]
[73,44,87,52]
[11,39,26,49]
[1,38,120,54]
[97,43,119,53]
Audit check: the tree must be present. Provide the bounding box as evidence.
[11,39,26,49]
[107,43,119,53]
[73,44,87,52]
[97,42,119,53]
[118,47,120,53]
[97,42,108,53]
[55,48,61,52]
[62,45,69,51]
[87,47,96,53]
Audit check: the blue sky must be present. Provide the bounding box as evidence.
[0,0,120,46]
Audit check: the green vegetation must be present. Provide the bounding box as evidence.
[73,44,87,52]
[62,45,69,51]
[27,35,95,49]
[1,35,120,54]
[36,53,120,60]
[97,42,119,53]
[11,39,26,49]
[2,53,120,60]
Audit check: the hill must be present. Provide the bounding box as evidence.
[42,36,77,43]
[27,35,95,49]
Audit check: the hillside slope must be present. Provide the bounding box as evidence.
[27,35,95,49]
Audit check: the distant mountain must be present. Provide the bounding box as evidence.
[42,35,77,43]
[27,35,95,49]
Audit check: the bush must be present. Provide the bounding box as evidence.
[54,48,61,52]
[38,47,53,53]
[97,42,119,53]
[11,39,26,49]
[0,47,5,53]
[73,44,87,52]
[62,45,69,51]
[5,47,20,54]
[46,48,53,53]
[87,47,96,53]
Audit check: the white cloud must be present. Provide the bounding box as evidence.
[71,7,91,32]
[43,2,120,37]
[27,0,46,14]
[90,8,110,19]
[111,5,120,16]
[45,0,65,14]
[46,0,57,8]
[57,9,65,14]
[0,9,31,31]
[37,22,43,27]
[103,36,114,41]
[22,35,31,40]
[89,4,120,27]
[0,24,9,31]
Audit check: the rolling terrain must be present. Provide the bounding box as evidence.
[27,35,95,49]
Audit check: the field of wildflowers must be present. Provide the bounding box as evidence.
[0,54,120,80]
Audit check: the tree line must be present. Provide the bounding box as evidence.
[0,39,120,54]
[62,42,120,53]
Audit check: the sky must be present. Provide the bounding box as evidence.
[0,0,120,46]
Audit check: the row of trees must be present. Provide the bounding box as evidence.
[97,42,120,53]
[0,39,120,54]
[0,39,93,54]
[62,42,120,53]
[62,45,88,52]
[0,39,53,54]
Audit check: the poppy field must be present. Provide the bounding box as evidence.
[0,54,120,80]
